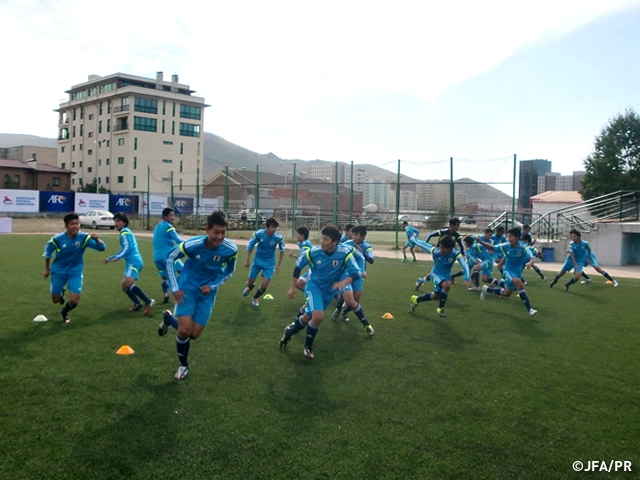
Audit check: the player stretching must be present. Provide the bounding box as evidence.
[480,227,538,317]
[159,211,238,380]
[279,225,361,360]
[424,217,466,283]
[549,229,591,292]
[153,207,184,303]
[104,213,155,315]
[521,234,546,281]
[462,234,497,290]
[243,217,285,307]
[331,225,375,335]
[43,213,106,323]
[580,250,618,287]
[401,221,419,262]
[410,235,469,317]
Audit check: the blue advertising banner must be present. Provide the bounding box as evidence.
[109,195,139,214]
[39,191,75,212]
[173,197,193,214]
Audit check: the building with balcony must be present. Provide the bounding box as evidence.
[56,72,207,195]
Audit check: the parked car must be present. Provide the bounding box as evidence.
[78,210,115,229]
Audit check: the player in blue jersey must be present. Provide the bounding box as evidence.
[104,213,155,315]
[410,235,469,317]
[153,208,184,304]
[401,221,419,262]
[521,234,546,282]
[243,217,285,306]
[158,211,238,380]
[424,218,466,282]
[279,225,362,360]
[340,224,354,243]
[289,226,313,292]
[491,226,506,276]
[462,234,498,291]
[330,225,375,335]
[43,213,107,323]
[480,227,538,316]
[548,229,591,292]
[580,250,618,287]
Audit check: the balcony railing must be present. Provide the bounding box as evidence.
[113,105,130,113]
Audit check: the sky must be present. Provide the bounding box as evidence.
[1,0,640,192]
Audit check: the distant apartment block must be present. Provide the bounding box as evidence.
[537,171,585,194]
[56,72,207,195]
[519,159,552,209]
[307,163,367,192]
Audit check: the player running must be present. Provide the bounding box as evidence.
[153,207,184,304]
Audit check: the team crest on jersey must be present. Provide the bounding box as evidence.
[332,260,339,267]
[270,241,275,246]
[516,252,522,257]
[75,241,80,247]
[213,255,221,262]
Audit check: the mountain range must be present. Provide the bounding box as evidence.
[0,132,512,203]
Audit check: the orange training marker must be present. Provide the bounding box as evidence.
[116,345,135,355]
[382,313,394,319]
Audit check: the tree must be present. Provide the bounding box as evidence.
[580,108,640,200]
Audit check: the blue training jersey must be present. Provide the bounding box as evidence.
[247,229,285,266]
[568,240,591,265]
[295,243,361,293]
[297,239,313,255]
[343,239,374,272]
[166,236,238,292]
[405,225,419,241]
[43,231,106,274]
[153,220,183,261]
[107,227,143,264]
[426,228,465,254]
[466,242,492,264]
[431,246,470,281]
[496,241,534,274]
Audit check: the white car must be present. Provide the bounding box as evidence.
[78,210,115,229]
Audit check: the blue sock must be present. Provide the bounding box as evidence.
[452,271,464,279]
[487,287,503,295]
[471,271,479,286]
[124,285,140,305]
[581,272,591,280]
[601,271,613,281]
[130,284,151,304]
[166,312,178,329]
[286,316,306,338]
[353,304,369,327]
[417,292,434,303]
[304,323,319,348]
[518,289,532,310]
[253,287,264,299]
[438,291,448,309]
[534,266,545,279]
[565,278,577,287]
[161,280,169,294]
[61,301,77,315]
[176,336,190,367]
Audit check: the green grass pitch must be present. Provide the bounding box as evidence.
[0,233,638,479]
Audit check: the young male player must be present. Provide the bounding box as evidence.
[279,225,361,360]
[331,225,375,335]
[43,213,107,323]
[243,217,285,306]
[340,224,354,243]
[153,207,184,303]
[480,227,538,316]
[580,250,619,287]
[521,234,546,282]
[548,229,591,292]
[104,212,155,315]
[410,235,469,317]
[159,211,238,380]
[401,221,419,262]
[462,234,496,290]
[424,217,466,282]
[289,226,313,292]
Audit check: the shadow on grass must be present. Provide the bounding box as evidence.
[68,374,180,479]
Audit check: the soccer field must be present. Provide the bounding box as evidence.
[1,234,639,479]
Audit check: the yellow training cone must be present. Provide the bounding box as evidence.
[382,313,394,319]
[606,280,613,285]
[263,294,274,300]
[116,345,135,355]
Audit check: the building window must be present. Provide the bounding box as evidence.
[134,97,158,114]
[106,140,110,147]
[72,162,75,168]
[4,174,10,184]
[72,126,76,138]
[133,117,157,132]
[88,87,96,96]
[73,109,77,121]
[61,146,65,153]
[134,138,137,150]
[180,160,183,173]
[89,113,94,120]
[61,162,66,169]
[108,101,112,114]
[133,157,137,169]
[107,119,111,132]
[98,121,102,134]
[88,149,93,155]
[105,176,109,184]
[72,145,76,152]
[172,103,176,116]
[171,121,175,135]
[197,142,201,156]
[88,131,93,138]
[118,138,125,146]
[162,119,165,134]
[162,101,166,115]
[98,177,101,184]
[100,83,116,94]
[79,161,83,167]
[80,125,84,136]
[180,143,184,154]
[117,176,124,183]
[60,128,69,140]
[80,107,84,120]
[79,144,83,151]
[72,179,75,185]
[162,159,172,163]
[133,176,136,188]
[180,104,201,120]
[163,140,173,145]
[99,103,103,115]
[98,159,101,166]
[179,123,200,137]
[106,158,110,165]
[87,167,92,173]
[179,178,182,190]
[118,157,124,165]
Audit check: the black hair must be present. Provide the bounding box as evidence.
[523,224,530,229]
[463,235,475,247]
[162,207,174,218]
[569,229,581,237]
[351,225,367,237]
[449,218,461,227]
[402,221,408,226]
[206,210,228,229]
[265,217,279,228]
[507,227,521,238]
[63,213,79,225]
[113,212,129,226]
[484,228,493,234]
[496,226,505,233]
[522,234,532,243]
[296,226,309,240]
[321,225,341,243]
[439,235,456,249]
[344,224,354,232]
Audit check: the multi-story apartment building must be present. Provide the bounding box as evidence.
[537,171,585,194]
[518,159,552,209]
[307,162,367,192]
[56,72,206,195]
